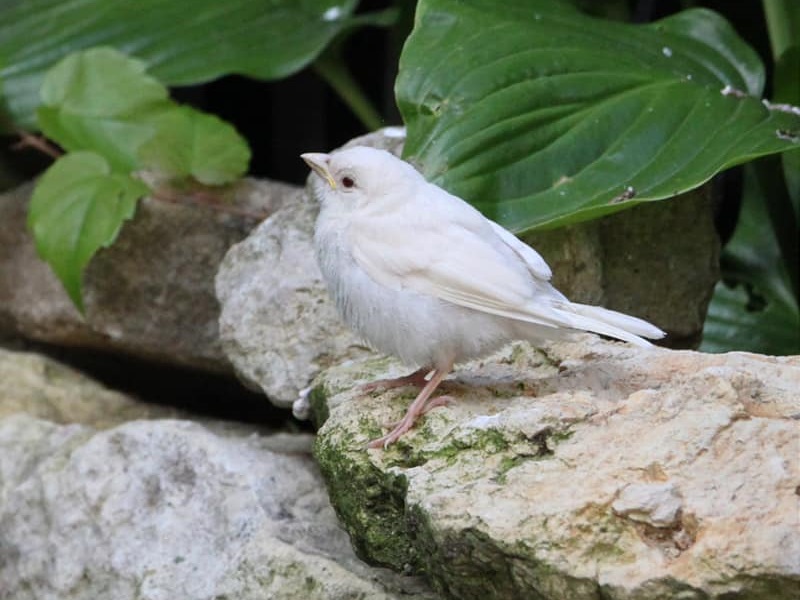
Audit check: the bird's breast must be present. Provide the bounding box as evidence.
[313,212,514,368]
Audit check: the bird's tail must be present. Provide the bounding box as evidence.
[553,303,666,347]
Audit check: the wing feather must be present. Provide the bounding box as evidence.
[488,221,552,280]
[350,203,569,329]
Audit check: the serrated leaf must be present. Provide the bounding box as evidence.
[138,106,250,185]
[37,48,171,172]
[0,0,358,129]
[397,0,800,232]
[27,151,147,311]
[39,48,167,115]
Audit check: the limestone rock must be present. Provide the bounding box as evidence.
[0,178,283,373]
[0,347,177,427]
[0,349,436,598]
[312,339,800,599]
[0,415,437,600]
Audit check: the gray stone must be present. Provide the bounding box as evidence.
[0,177,286,373]
[0,347,177,427]
[0,348,435,599]
[312,338,800,599]
[0,415,437,600]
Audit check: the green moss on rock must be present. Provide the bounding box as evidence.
[308,383,330,428]
[314,430,421,570]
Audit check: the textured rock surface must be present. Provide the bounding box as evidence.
[0,347,177,426]
[0,352,436,600]
[0,178,282,372]
[312,339,800,599]
[0,416,437,600]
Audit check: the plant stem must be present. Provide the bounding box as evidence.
[313,49,384,132]
[753,156,800,303]
[763,0,798,60]
[13,129,62,159]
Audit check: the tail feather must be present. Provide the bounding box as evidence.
[555,303,666,347]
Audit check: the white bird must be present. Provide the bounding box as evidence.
[302,146,665,448]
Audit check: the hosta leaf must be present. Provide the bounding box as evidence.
[397,0,800,232]
[138,106,251,185]
[37,48,170,172]
[701,164,799,354]
[27,151,147,311]
[0,0,358,129]
[701,281,800,355]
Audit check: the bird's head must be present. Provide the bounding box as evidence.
[301,146,423,207]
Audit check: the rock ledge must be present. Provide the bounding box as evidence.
[313,339,800,600]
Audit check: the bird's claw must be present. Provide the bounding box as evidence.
[367,395,453,449]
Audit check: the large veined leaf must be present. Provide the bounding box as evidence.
[28,152,148,311]
[397,0,800,232]
[0,0,358,129]
[701,3,799,355]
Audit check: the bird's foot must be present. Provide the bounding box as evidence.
[361,367,431,394]
[380,395,453,429]
[368,395,453,449]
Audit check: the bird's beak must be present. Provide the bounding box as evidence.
[301,152,337,189]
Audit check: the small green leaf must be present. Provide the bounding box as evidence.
[39,47,167,115]
[37,47,171,172]
[397,0,800,233]
[27,151,147,311]
[138,106,251,185]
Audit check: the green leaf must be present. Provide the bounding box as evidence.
[701,281,800,355]
[397,0,800,232]
[27,151,147,311]
[137,106,251,185]
[0,0,358,129]
[37,48,170,172]
[701,164,799,354]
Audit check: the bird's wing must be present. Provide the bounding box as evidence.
[349,196,569,329]
[487,221,552,281]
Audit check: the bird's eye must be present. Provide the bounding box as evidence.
[342,176,355,188]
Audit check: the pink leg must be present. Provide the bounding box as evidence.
[381,394,453,429]
[368,366,452,449]
[361,367,431,393]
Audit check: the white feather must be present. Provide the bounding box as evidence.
[308,146,665,369]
